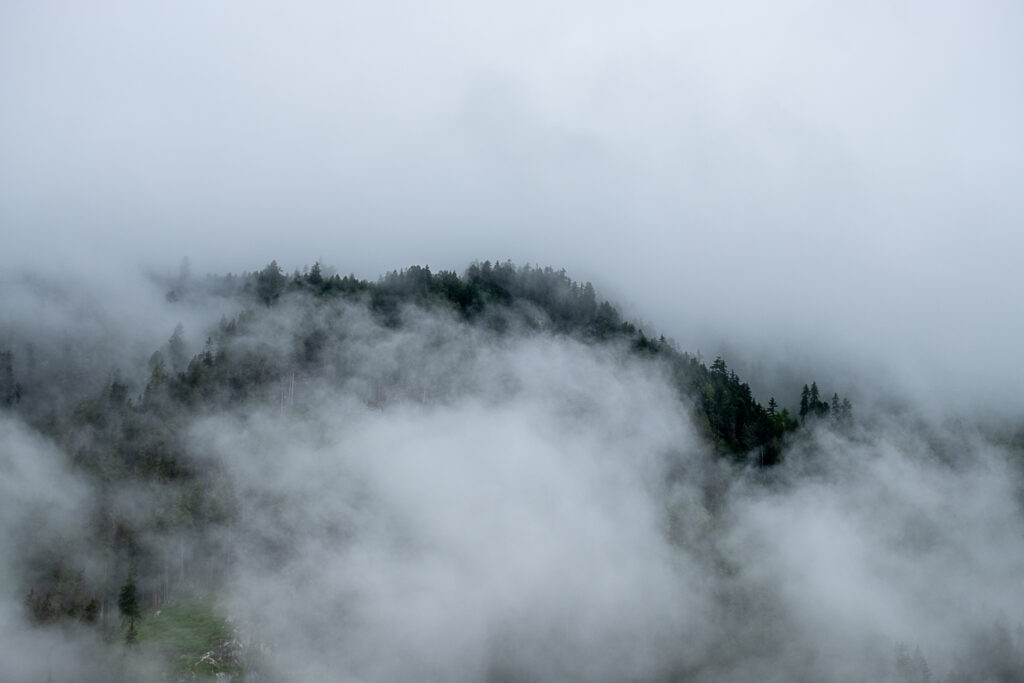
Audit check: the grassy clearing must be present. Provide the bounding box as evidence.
[133,597,242,679]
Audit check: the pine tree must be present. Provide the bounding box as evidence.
[118,572,140,644]
[308,261,323,287]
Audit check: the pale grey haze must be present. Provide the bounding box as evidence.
[1,0,1022,407]
[4,4,1024,680]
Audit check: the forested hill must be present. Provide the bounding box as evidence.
[5,259,848,465]
[0,259,861,680]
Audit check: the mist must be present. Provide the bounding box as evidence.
[1,277,1022,680]
[194,330,703,681]
[2,1,1023,680]
[3,1,1023,414]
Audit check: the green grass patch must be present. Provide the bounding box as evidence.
[134,597,241,679]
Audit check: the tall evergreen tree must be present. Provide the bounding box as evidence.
[118,571,140,644]
[307,261,323,287]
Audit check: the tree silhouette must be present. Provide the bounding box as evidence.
[118,571,140,644]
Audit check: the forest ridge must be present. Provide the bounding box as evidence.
[2,259,865,680]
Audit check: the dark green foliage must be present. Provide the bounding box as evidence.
[797,382,854,433]
[242,259,639,341]
[255,260,286,304]
[119,571,140,643]
[239,260,791,461]
[799,382,831,421]
[358,260,631,336]
[432,268,476,312]
[291,262,793,460]
[686,356,785,462]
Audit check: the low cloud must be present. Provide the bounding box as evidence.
[1,274,1022,681]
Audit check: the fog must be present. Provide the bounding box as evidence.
[2,1,1023,680]
[2,1,1023,414]
[194,329,703,681]
[1,283,1022,680]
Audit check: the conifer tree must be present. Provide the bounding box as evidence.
[308,261,323,287]
[118,571,140,644]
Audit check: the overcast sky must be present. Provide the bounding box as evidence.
[2,0,1022,414]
